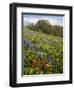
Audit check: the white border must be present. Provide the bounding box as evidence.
[17,7,69,83]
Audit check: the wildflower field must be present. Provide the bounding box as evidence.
[23,25,63,75]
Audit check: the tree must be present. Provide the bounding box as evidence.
[51,25,63,37]
[35,19,52,34]
[26,23,35,30]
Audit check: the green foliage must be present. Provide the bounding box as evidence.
[35,20,52,34]
[26,19,63,37]
[23,27,63,75]
[51,25,63,37]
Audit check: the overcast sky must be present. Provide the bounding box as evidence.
[23,14,64,26]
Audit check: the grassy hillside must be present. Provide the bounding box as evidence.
[23,27,63,75]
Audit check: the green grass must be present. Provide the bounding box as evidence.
[23,27,63,75]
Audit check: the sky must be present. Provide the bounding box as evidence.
[23,14,64,26]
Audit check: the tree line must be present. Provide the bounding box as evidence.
[26,19,63,37]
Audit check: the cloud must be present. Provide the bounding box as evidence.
[23,14,64,26]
